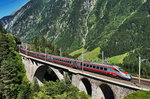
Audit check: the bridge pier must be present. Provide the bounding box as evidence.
[72,74,135,99]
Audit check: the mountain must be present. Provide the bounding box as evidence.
[0,0,150,57]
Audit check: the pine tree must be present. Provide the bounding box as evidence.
[0,60,17,98]
[0,33,9,64]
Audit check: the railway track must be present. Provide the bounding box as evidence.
[131,77,150,88]
[79,69,150,90]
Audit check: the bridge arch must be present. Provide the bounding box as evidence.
[79,78,92,96]
[34,65,64,84]
[100,84,114,99]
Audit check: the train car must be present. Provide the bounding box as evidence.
[20,48,132,80]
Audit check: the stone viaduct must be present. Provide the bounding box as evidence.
[21,53,147,99]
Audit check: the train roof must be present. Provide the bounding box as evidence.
[48,53,119,68]
[28,50,119,68]
[81,60,118,68]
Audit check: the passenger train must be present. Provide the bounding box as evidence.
[20,48,132,81]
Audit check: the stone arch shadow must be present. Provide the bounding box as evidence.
[33,65,63,84]
[100,83,114,99]
[79,78,92,96]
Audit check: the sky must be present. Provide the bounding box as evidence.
[0,0,30,19]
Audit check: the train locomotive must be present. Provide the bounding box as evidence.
[20,48,132,81]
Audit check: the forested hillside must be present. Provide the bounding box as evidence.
[0,25,89,98]
[0,25,28,98]
[1,0,149,54]
[0,0,150,78]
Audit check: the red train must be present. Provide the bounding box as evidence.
[20,48,132,80]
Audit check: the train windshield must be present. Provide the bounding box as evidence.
[119,68,124,72]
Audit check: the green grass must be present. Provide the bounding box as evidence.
[71,47,129,64]
[124,90,150,99]
[106,52,129,64]
[76,47,101,63]
[70,47,87,56]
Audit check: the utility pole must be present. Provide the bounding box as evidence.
[19,45,20,53]
[60,48,61,56]
[139,56,148,84]
[139,56,141,84]
[102,51,104,64]
[45,48,46,61]
[82,51,84,71]
[26,43,27,55]
[39,46,40,52]
[81,51,86,71]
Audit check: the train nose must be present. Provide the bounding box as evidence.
[127,74,132,80]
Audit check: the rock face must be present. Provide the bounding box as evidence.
[0,0,150,56]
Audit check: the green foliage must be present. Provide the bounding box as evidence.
[77,47,101,63]
[31,36,74,58]
[33,80,89,99]
[101,0,150,57]
[124,90,150,99]
[122,47,150,78]
[0,25,27,99]
[32,77,40,93]
[17,83,32,99]
[107,53,129,64]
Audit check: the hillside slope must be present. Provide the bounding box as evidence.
[0,0,150,56]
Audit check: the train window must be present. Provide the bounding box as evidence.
[87,64,89,67]
[114,69,119,72]
[100,67,103,70]
[90,65,92,68]
[97,66,99,69]
[104,68,107,71]
[84,64,86,66]
[93,66,95,68]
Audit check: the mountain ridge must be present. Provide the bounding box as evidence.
[0,0,150,57]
